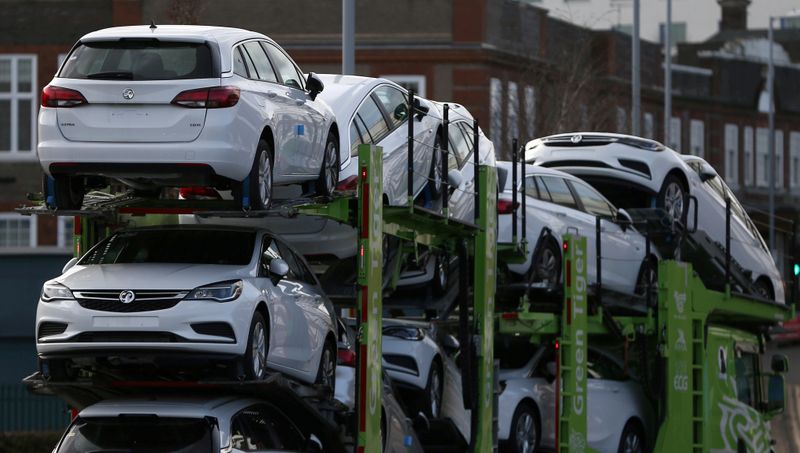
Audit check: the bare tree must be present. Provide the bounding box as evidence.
[166,0,201,25]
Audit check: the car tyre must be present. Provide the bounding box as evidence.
[422,359,443,419]
[617,420,645,453]
[316,130,339,196]
[428,130,444,201]
[635,258,658,295]
[753,278,774,301]
[657,174,687,225]
[433,252,450,296]
[53,175,85,210]
[315,340,336,395]
[503,402,540,453]
[238,139,273,210]
[243,311,269,380]
[529,238,561,288]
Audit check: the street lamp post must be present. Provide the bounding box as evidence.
[768,16,775,256]
[664,0,672,145]
[632,0,641,136]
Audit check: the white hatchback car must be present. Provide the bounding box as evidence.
[497,342,655,453]
[39,25,339,209]
[35,225,337,387]
[526,132,784,302]
[496,162,657,296]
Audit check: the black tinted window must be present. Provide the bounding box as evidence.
[60,41,215,80]
[356,98,389,144]
[263,43,304,90]
[372,86,408,129]
[276,241,315,284]
[242,41,277,82]
[587,350,626,380]
[233,47,249,78]
[570,180,614,217]
[539,176,578,209]
[449,124,471,166]
[56,417,212,453]
[524,176,539,199]
[79,230,255,265]
[230,405,304,451]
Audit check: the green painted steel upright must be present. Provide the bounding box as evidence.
[355,143,383,453]
[557,235,591,453]
[473,164,498,452]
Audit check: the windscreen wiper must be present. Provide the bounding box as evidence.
[86,71,134,80]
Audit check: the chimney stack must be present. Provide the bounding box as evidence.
[718,0,751,31]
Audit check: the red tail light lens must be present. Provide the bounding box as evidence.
[337,348,356,367]
[41,85,87,108]
[171,86,240,109]
[335,175,359,192]
[178,187,222,200]
[497,199,520,214]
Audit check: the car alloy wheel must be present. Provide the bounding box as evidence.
[316,342,336,394]
[532,240,560,286]
[316,131,339,196]
[618,421,644,453]
[514,412,536,453]
[257,149,272,208]
[425,362,443,419]
[251,321,267,379]
[663,183,684,220]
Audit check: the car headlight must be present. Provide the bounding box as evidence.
[383,325,424,341]
[41,282,74,302]
[186,280,243,302]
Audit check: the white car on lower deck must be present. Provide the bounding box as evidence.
[35,225,337,387]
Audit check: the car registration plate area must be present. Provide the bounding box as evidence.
[92,316,159,328]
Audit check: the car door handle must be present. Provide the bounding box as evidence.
[266,91,277,99]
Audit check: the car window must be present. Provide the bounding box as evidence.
[55,416,212,453]
[275,240,316,285]
[569,180,615,218]
[242,42,277,83]
[356,98,390,144]
[587,350,626,381]
[230,405,304,452]
[350,122,364,156]
[538,176,578,210]
[533,177,553,202]
[734,352,759,408]
[372,85,408,130]
[233,47,250,78]
[259,237,283,277]
[263,43,304,90]
[523,176,539,199]
[448,125,471,168]
[59,41,215,80]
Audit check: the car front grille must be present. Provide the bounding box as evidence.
[37,322,68,340]
[191,322,236,341]
[70,331,186,343]
[73,290,188,313]
[539,160,612,169]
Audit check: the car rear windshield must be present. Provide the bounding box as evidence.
[79,230,255,265]
[56,416,213,453]
[59,40,215,80]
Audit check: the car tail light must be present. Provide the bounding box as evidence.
[171,86,240,108]
[497,199,520,214]
[41,85,88,108]
[337,348,356,366]
[336,175,359,191]
[178,187,222,200]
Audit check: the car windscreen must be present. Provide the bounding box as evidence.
[79,230,255,265]
[59,40,215,80]
[56,416,213,453]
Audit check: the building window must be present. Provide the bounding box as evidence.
[690,119,704,158]
[524,85,536,141]
[756,127,769,188]
[380,74,426,98]
[490,78,503,149]
[669,117,681,151]
[643,113,654,139]
[0,213,36,248]
[744,126,754,186]
[659,22,687,45]
[58,217,74,249]
[506,81,519,149]
[776,130,784,191]
[613,24,633,35]
[791,132,800,191]
[616,107,627,134]
[0,55,37,158]
[724,124,739,187]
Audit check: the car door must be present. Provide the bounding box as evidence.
[532,348,558,448]
[264,42,323,177]
[447,122,475,221]
[585,350,631,448]
[569,179,644,294]
[229,404,305,452]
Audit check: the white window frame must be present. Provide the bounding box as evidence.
[643,112,654,139]
[490,78,503,148]
[57,216,74,249]
[669,117,681,151]
[756,127,769,188]
[690,119,704,158]
[616,107,627,134]
[724,124,738,188]
[379,74,426,98]
[0,54,38,161]
[524,85,536,141]
[0,213,37,249]
[791,132,800,191]
[506,81,519,147]
[776,130,784,192]
[744,126,754,186]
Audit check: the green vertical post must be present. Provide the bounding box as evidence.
[653,260,696,452]
[356,144,383,453]
[557,234,589,453]
[473,165,497,451]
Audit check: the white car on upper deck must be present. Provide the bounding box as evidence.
[38,25,339,210]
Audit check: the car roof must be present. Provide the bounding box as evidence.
[316,75,398,122]
[496,160,585,190]
[79,395,254,418]
[114,224,264,234]
[79,25,266,48]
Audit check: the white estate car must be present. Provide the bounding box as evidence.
[39,25,339,209]
[526,132,784,302]
[496,162,657,295]
[36,225,337,387]
[52,396,341,453]
[497,342,655,453]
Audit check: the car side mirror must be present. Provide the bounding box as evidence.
[447,169,464,192]
[442,334,460,355]
[413,412,430,433]
[62,257,79,274]
[269,258,289,284]
[699,164,717,182]
[772,354,789,374]
[306,72,324,101]
[393,103,409,122]
[305,434,323,453]
[616,208,633,232]
[413,98,429,120]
